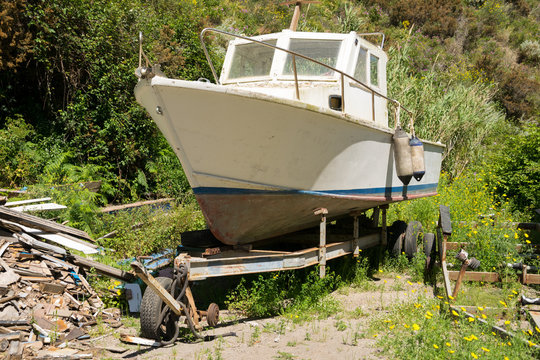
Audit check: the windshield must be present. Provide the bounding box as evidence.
[227,40,277,80]
[283,39,342,77]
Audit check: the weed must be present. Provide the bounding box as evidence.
[335,320,347,331]
[286,340,296,347]
[304,332,311,341]
[248,326,260,346]
[274,351,297,360]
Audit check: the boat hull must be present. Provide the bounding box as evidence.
[135,77,444,245]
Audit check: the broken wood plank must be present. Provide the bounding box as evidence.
[0,320,29,327]
[0,295,19,305]
[68,254,135,282]
[0,332,21,341]
[35,233,97,255]
[101,198,173,213]
[448,270,501,282]
[0,257,20,286]
[120,334,161,347]
[8,340,22,360]
[40,282,66,295]
[14,232,67,256]
[11,203,67,212]
[0,206,91,241]
[5,198,52,207]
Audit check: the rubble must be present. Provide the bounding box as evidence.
[0,205,135,359]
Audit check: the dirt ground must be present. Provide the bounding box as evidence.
[90,276,432,360]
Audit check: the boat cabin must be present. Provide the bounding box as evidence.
[219,30,389,127]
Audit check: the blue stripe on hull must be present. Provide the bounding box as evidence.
[193,182,438,197]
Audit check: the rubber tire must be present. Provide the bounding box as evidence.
[388,220,407,256]
[207,303,219,327]
[404,221,422,258]
[423,233,435,257]
[140,277,174,340]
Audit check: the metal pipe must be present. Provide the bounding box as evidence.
[292,55,300,100]
[340,73,345,112]
[199,28,412,117]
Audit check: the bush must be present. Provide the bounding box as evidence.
[519,40,540,65]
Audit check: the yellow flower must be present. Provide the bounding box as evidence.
[526,240,531,244]
[471,335,478,340]
[452,310,459,316]
[412,323,420,331]
[529,340,537,346]
[426,311,433,317]
[378,269,383,273]
[481,314,487,319]
[504,320,510,325]
[433,344,439,349]
[414,303,422,308]
[471,352,478,359]
[389,324,395,330]
[407,281,413,286]
[373,334,378,338]
[468,317,475,322]
[499,301,507,307]
[508,342,512,346]
[478,306,484,311]
[461,307,467,312]
[403,324,409,328]
[448,350,455,354]
[396,275,401,279]
[481,347,489,352]
[449,295,455,300]
[445,342,451,347]
[525,233,529,238]
[512,290,518,295]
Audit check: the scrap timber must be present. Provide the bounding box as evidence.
[0,205,133,358]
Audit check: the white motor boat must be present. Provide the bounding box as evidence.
[134,16,444,245]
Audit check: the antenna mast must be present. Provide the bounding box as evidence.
[281,1,320,31]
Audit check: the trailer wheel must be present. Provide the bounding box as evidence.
[423,233,435,257]
[140,277,178,342]
[404,221,422,258]
[206,303,219,327]
[388,220,407,256]
[423,233,436,283]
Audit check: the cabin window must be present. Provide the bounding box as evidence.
[228,40,277,80]
[353,48,367,83]
[370,54,379,86]
[283,39,342,77]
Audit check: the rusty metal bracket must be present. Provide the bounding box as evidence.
[314,208,328,279]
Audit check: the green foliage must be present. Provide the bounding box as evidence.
[388,40,507,175]
[371,296,536,359]
[484,124,540,213]
[98,202,205,257]
[226,269,341,320]
[388,171,530,271]
[0,115,43,187]
[381,0,463,38]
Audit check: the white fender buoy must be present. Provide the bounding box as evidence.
[410,136,425,181]
[393,126,413,185]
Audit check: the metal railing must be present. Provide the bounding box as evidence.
[199,28,412,125]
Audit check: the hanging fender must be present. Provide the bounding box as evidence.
[392,126,413,185]
[409,136,426,181]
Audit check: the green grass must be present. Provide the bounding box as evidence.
[369,293,538,359]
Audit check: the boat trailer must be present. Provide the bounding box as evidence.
[130,206,388,344]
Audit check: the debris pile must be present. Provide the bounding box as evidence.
[0,205,133,359]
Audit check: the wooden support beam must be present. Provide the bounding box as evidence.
[448,271,501,282]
